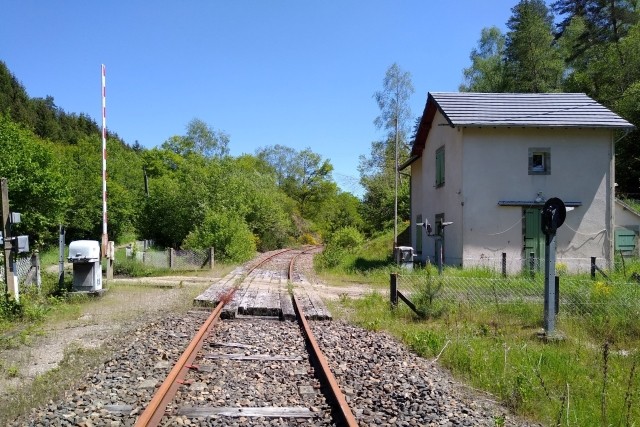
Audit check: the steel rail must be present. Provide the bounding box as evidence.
[135,248,292,426]
[136,247,336,426]
[289,251,359,427]
[134,297,227,427]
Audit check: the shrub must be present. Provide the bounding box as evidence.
[183,209,256,263]
[328,227,363,251]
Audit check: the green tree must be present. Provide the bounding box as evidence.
[0,61,33,126]
[162,118,229,158]
[505,0,564,92]
[373,63,414,143]
[460,26,509,92]
[0,115,69,244]
[256,145,336,219]
[360,63,413,237]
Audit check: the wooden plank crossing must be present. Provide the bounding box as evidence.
[193,262,331,320]
[177,406,314,418]
[204,353,305,361]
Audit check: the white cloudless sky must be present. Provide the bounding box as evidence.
[0,1,517,195]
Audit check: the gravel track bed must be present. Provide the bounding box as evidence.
[310,321,538,427]
[8,248,536,426]
[9,310,211,427]
[9,312,536,426]
[169,317,334,426]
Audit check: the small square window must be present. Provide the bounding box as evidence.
[529,148,550,175]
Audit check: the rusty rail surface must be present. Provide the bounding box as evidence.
[288,250,358,427]
[134,295,229,427]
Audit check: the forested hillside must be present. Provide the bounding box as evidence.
[460,0,640,195]
[0,61,363,261]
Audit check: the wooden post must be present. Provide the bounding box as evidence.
[591,256,596,279]
[209,247,214,269]
[1,178,18,301]
[390,273,398,308]
[501,252,507,277]
[169,248,175,269]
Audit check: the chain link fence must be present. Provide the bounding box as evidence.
[130,247,214,270]
[0,252,41,292]
[394,266,640,321]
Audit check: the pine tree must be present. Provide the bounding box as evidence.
[505,0,564,92]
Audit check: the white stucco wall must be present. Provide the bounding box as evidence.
[410,120,616,273]
[461,127,614,272]
[410,112,464,265]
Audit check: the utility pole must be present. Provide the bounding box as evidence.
[1,178,18,300]
[394,115,398,249]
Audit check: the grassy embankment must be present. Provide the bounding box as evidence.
[316,228,640,427]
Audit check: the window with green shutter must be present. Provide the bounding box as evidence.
[435,146,445,187]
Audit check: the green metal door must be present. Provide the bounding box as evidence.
[524,208,544,271]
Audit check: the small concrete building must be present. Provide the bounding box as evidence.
[402,92,635,273]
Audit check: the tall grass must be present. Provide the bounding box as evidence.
[319,229,640,425]
[332,286,640,426]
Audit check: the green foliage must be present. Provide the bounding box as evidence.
[327,227,364,250]
[0,115,70,244]
[359,63,414,236]
[504,0,563,92]
[257,145,337,221]
[161,118,229,158]
[0,293,23,320]
[183,209,256,262]
[460,26,509,92]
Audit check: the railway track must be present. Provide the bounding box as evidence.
[135,247,357,426]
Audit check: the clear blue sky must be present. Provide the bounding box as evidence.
[0,1,516,196]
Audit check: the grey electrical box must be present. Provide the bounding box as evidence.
[10,212,21,224]
[68,240,102,292]
[16,235,29,253]
[395,246,414,270]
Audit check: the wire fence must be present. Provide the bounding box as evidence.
[131,247,214,270]
[417,254,635,277]
[0,252,41,292]
[394,270,640,321]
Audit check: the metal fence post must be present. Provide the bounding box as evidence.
[169,248,175,269]
[591,256,596,279]
[390,273,398,308]
[555,275,559,315]
[529,252,535,279]
[502,252,507,277]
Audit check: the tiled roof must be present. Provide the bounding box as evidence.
[430,92,634,128]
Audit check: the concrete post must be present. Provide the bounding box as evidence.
[209,247,214,269]
[106,241,114,280]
